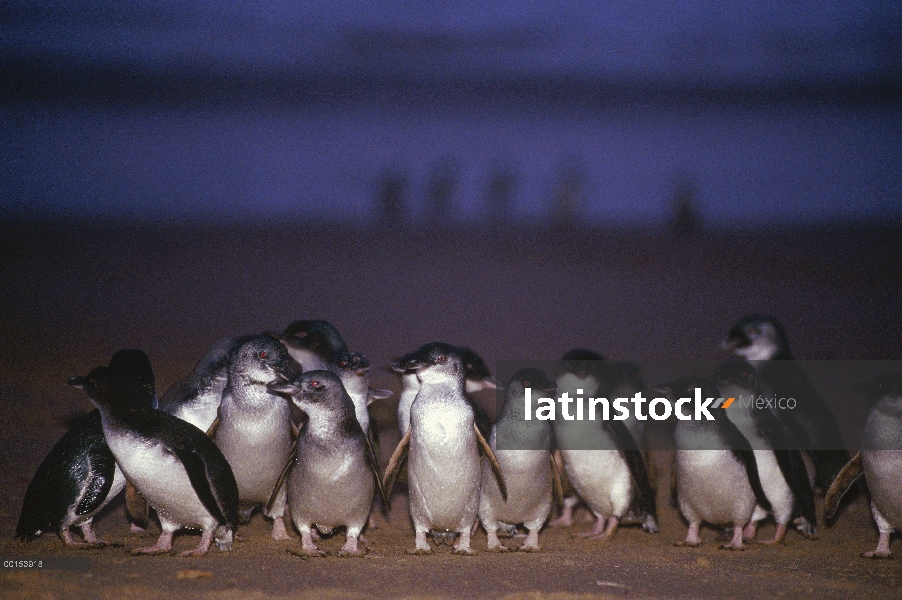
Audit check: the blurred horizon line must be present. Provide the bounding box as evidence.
[3,50,901,108]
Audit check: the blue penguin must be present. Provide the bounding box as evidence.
[383,342,507,555]
[159,336,253,433]
[68,350,239,556]
[16,349,158,546]
[213,335,299,540]
[715,359,816,544]
[721,314,849,490]
[478,368,560,552]
[664,376,772,550]
[551,349,655,540]
[606,361,659,533]
[826,373,902,558]
[268,371,386,557]
[276,320,348,372]
[393,345,495,438]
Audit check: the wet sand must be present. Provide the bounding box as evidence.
[1,222,901,599]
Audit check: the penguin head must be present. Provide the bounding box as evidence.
[277,320,347,363]
[460,347,498,392]
[109,349,156,391]
[230,335,299,385]
[557,348,605,395]
[507,367,556,399]
[68,350,157,410]
[330,350,371,396]
[658,376,721,407]
[714,359,758,390]
[332,350,371,377]
[721,314,790,361]
[268,370,355,420]
[862,373,902,413]
[395,342,465,384]
[607,361,644,392]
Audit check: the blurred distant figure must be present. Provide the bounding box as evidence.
[485,162,517,224]
[426,159,459,225]
[669,175,700,235]
[377,170,407,224]
[550,157,588,227]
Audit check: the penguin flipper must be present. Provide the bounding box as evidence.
[753,406,817,527]
[205,417,220,438]
[383,429,411,501]
[474,423,507,501]
[125,482,149,529]
[74,447,117,516]
[824,451,863,519]
[606,421,656,519]
[172,447,228,526]
[363,434,389,509]
[722,419,773,512]
[367,387,394,405]
[266,440,298,515]
[549,454,564,508]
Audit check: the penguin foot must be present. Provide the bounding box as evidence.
[486,544,511,553]
[129,523,148,535]
[674,540,702,548]
[793,517,817,539]
[741,522,757,542]
[406,547,434,555]
[270,517,292,541]
[131,532,174,555]
[759,524,788,546]
[451,546,478,556]
[518,543,541,552]
[61,529,107,548]
[862,550,893,559]
[338,536,367,557]
[719,543,745,551]
[641,514,660,534]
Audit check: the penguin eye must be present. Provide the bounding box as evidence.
[436,354,447,364]
[297,332,307,339]
[523,380,531,387]
[339,360,349,368]
[259,351,268,359]
[309,379,320,388]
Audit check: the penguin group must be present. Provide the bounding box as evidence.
[15,315,902,560]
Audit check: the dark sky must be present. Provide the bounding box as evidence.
[3,0,900,82]
[2,2,900,226]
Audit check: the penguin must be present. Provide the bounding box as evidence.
[825,373,902,558]
[664,376,772,550]
[478,368,561,552]
[330,350,393,441]
[68,350,239,556]
[550,349,656,540]
[276,320,348,372]
[383,342,507,555]
[213,335,299,540]
[159,336,253,433]
[547,349,605,528]
[16,349,158,546]
[393,345,495,438]
[721,314,849,490]
[267,371,387,557]
[606,361,659,533]
[715,359,816,544]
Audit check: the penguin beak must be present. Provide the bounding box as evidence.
[67,375,87,388]
[465,377,498,393]
[649,384,672,396]
[267,378,297,396]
